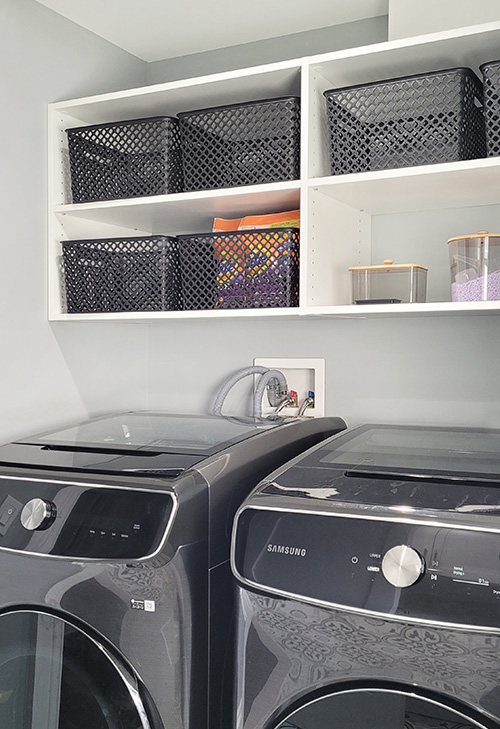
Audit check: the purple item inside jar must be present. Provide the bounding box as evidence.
[451,270,500,301]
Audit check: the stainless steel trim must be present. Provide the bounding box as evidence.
[0,474,178,563]
[1,608,154,729]
[230,503,500,633]
[233,500,500,534]
[279,688,491,729]
[0,473,174,493]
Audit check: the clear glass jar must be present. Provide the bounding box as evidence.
[349,259,428,304]
[448,230,500,301]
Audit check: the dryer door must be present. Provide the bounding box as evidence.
[0,609,162,729]
[273,688,494,729]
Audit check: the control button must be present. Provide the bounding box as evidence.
[0,495,23,535]
[381,545,424,588]
[20,499,56,531]
[0,505,14,527]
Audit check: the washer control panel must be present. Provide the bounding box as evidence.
[0,477,174,560]
[234,507,500,628]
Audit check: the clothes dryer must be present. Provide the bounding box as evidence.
[232,424,500,729]
[0,410,346,729]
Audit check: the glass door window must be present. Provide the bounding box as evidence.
[0,610,159,729]
[275,689,491,729]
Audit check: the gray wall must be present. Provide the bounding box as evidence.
[0,0,148,441]
[147,16,388,83]
[146,314,500,429]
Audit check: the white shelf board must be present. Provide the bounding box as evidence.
[303,300,500,317]
[308,21,500,86]
[50,307,304,322]
[51,61,302,123]
[54,182,301,236]
[309,158,500,215]
[50,300,500,322]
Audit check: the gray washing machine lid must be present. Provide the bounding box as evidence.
[0,411,285,476]
[15,411,283,454]
[290,424,500,480]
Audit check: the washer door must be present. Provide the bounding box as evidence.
[274,688,494,729]
[0,609,161,729]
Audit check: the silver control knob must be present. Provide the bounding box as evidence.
[381,545,424,588]
[20,498,56,531]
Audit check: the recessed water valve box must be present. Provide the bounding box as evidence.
[254,358,325,417]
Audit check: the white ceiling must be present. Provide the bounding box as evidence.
[33,0,388,62]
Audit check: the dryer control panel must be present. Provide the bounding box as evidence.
[233,507,500,629]
[0,475,174,560]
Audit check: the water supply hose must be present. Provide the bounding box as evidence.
[211,366,288,419]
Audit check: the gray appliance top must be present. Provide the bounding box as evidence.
[249,424,500,519]
[302,425,500,479]
[0,411,287,476]
[299,424,500,479]
[15,411,283,455]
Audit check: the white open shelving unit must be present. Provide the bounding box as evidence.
[48,21,500,321]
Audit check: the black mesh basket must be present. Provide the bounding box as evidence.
[66,117,184,203]
[178,227,300,310]
[480,59,500,156]
[178,97,300,191]
[324,67,486,175]
[62,235,181,313]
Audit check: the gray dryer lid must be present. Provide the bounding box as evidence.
[287,424,500,480]
[249,424,500,518]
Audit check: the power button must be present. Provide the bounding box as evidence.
[0,496,22,535]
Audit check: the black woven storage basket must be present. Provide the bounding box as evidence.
[62,235,181,313]
[324,67,486,175]
[66,117,183,203]
[178,97,300,191]
[480,59,500,156]
[178,227,299,310]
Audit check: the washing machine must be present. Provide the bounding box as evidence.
[0,409,346,729]
[231,423,500,729]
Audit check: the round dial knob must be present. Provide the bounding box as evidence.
[20,498,56,531]
[381,545,424,588]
